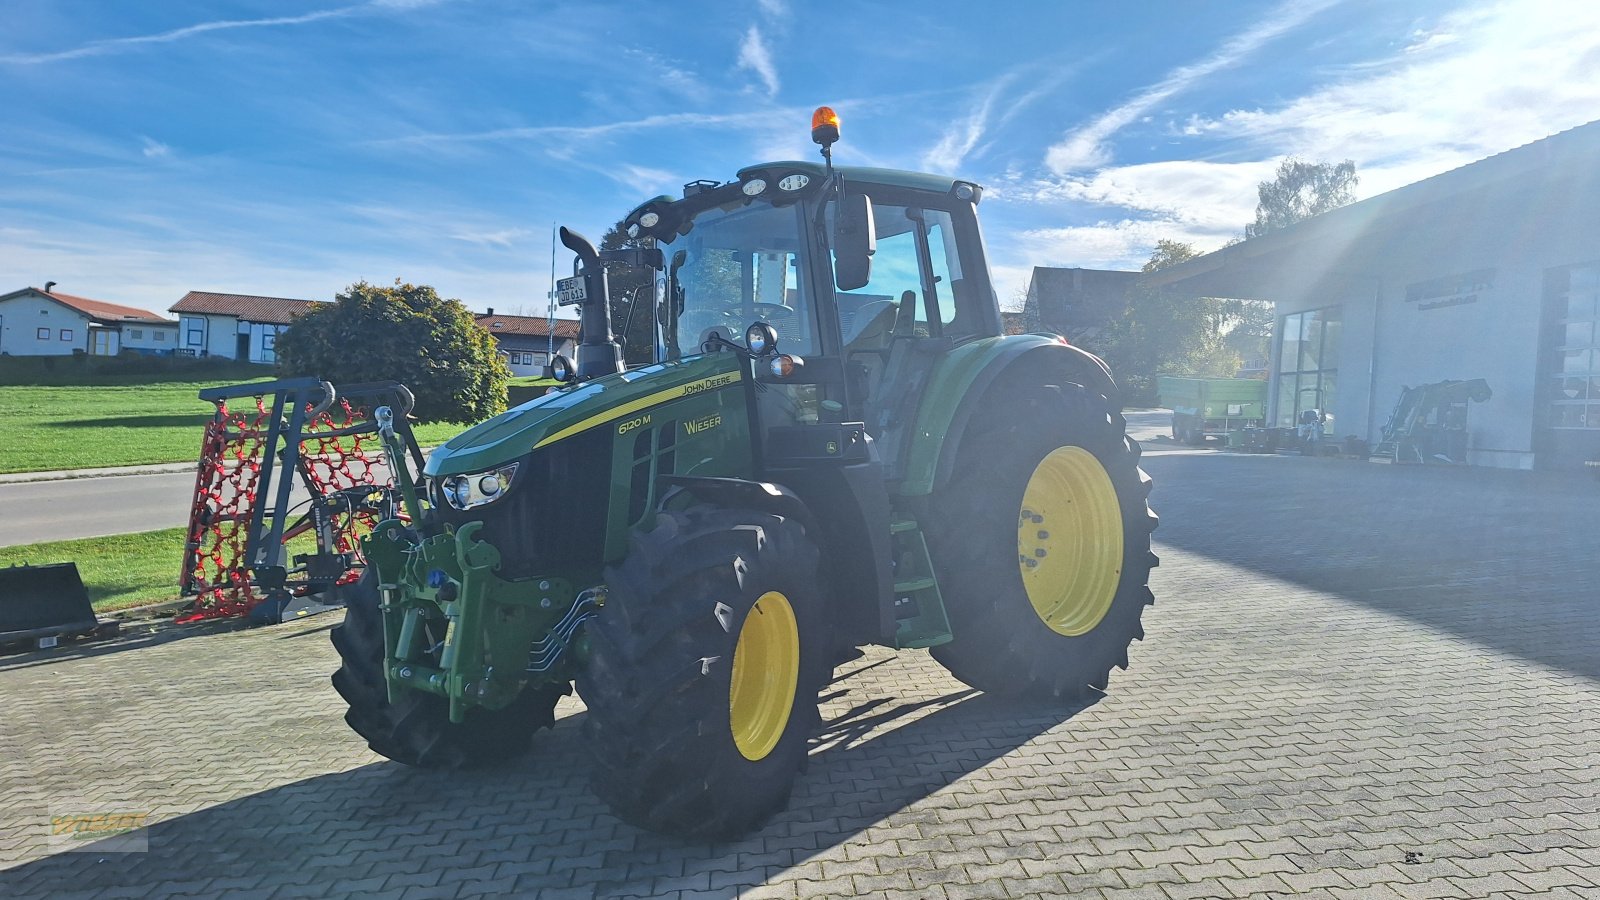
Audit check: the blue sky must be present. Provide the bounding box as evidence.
[3,0,1597,317]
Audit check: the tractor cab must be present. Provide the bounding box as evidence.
[605,158,1002,468]
[545,107,1004,483]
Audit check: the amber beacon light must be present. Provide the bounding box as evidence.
[811,106,840,147]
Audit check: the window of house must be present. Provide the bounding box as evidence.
[37,327,49,340]
[130,329,144,340]
[263,331,276,350]
[155,330,166,342]
[1275,306,1341,429]
[1545,262,1600,430]
[60,329,73,342]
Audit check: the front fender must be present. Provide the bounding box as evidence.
[897,334,1117,497]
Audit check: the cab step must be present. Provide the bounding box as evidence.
[888,516,952,649]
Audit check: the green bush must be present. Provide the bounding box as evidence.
[274,281,510,424]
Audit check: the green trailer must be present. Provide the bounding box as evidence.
[1158,376,1267,444]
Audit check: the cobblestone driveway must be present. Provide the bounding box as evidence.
[2,449,1597,899]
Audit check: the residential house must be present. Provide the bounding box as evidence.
[169,291,315,364]
[0,284,176,357]
[476,309,580,376]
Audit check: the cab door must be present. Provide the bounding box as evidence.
[832,196,994,479]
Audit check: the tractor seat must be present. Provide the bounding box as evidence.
[842,299,899,353]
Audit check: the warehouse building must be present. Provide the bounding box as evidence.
[1149,119,1600,471]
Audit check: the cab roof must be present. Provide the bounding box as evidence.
[735,161,967,197]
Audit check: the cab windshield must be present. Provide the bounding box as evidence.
[660,201,817,360]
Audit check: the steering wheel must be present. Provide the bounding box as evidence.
[747,302,793,319]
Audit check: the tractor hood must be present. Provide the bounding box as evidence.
[425,352,743,477]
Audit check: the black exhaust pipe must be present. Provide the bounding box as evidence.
[558,227,624,380]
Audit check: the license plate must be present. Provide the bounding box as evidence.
[555,275,587,306]
[37,635,58,649]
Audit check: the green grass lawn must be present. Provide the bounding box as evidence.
[0,528,188,612]
[0,379,469,474]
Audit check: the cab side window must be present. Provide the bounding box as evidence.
[833,205,963,348]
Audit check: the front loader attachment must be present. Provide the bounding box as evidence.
[0,562,117,651]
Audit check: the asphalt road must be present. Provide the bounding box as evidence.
[0,409,1180,549]
[0,472,197,549]
[0,469,314,550]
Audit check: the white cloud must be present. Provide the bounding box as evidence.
[139,136,171,159]
[737,26,780,97]
[0,7,356,64]
[1044,0,1341,173]
[449,228,532,249]
[0,1,451,65]
[373,109,795,151]
[923,77,1009,173]
[1180,0,1600,190]
[995,0,1600,298]
[757,0,789,20]
[1004,159,1273,235]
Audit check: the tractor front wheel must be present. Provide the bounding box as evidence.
[576,506,826,839]
[926,382,1158,704]
[331,570,565,768]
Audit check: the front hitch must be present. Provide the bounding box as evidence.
[364,521,586,722]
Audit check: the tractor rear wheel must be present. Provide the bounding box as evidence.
[926,382,1157,703]
[331,570,565,768]
[576,506,825,839]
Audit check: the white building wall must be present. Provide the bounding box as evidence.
[178,313,243,358]
[1269,176,1600,469]
[121,323,179,352]
[498,337,575,376]
[0,295,91,356]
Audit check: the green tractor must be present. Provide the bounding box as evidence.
[332,108,1158,838]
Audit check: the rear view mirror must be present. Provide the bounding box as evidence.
[833,192,875,292]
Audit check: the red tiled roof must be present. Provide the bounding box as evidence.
[5,288,173,325]
[475,313,580,339]
[171,291,318,325]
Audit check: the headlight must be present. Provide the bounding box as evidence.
[439,463,519,510]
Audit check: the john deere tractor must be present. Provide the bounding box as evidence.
[332,108,1158,839]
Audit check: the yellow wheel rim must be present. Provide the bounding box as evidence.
[729,591,800,761]
[1018,446,1124,636]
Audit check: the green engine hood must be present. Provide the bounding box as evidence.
[425,353,744,477]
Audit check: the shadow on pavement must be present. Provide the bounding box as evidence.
[0,617,241,673]
[0,667,1096,897]
[1141,452,1600,682]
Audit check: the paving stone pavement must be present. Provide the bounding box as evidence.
[2,450,1597,899]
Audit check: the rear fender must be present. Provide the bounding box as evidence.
[898,334,1117,497]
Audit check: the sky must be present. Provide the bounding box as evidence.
[3,0,1598,317]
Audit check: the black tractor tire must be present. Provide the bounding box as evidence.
[925,381,1158,704]
[330,569,565,769]
[576,506,826,839]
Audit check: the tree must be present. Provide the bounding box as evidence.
[275,280,511,424]
[599,220,658,365]
[1081,240,1241,405]
[1245,157,1358,239]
